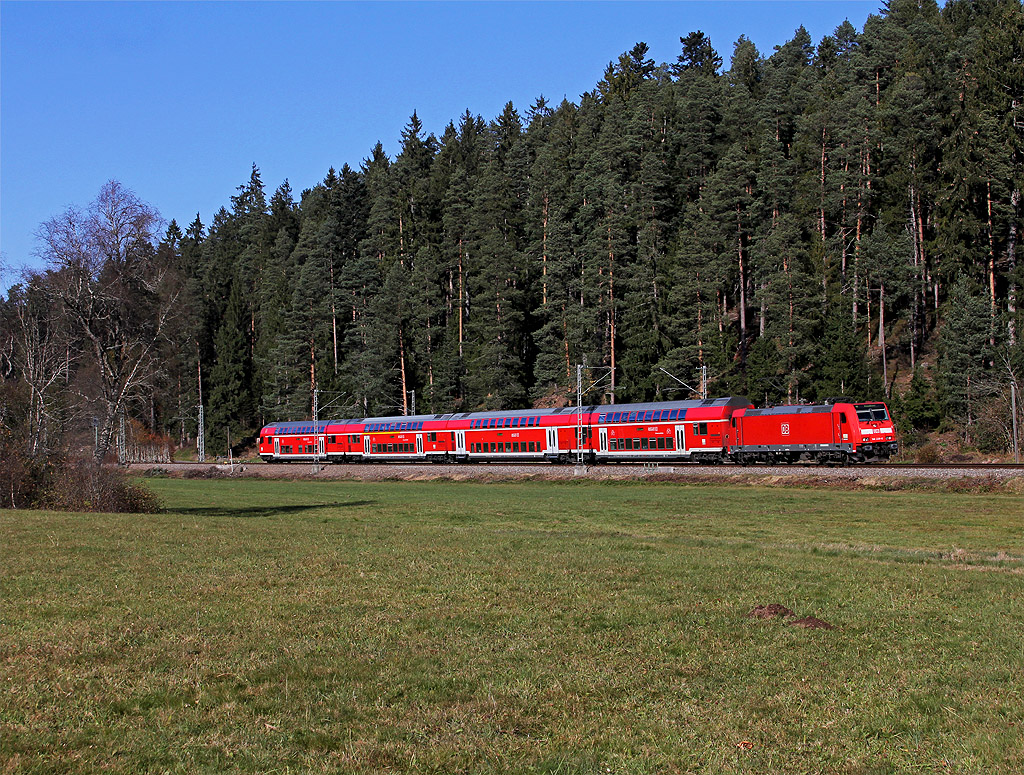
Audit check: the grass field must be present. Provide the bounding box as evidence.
[2,479,1023,774]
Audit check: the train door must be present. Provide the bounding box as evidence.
[317,436,325,456]
[363,435,371,457]
[273,437,280,457]
[599,427,608,453]
[836,411,849,446]
[546,427,559,453]
[675,425,687,454]
[416,434,423,456]
[455,431,466,455]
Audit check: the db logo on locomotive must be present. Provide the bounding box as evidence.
[781,423,790,435]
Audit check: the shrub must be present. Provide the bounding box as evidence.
[37,458,161,513]
[0,430,46,509]
[182,466,226,480]
[915,443,943,464]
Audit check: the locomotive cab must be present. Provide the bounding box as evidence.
[851,402,898,461]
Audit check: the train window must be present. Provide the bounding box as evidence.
[327,436,335,444]
[640,438,649,450]
[609,438,617,450]
[512,442,518,453]
[655,438,663,450]
[666,437,674,450]
[839,413,847,423]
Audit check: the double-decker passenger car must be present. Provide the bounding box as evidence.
[258,397,754,464]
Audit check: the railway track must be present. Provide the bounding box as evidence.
[868,462,1024,471]
[131,460,1024,479]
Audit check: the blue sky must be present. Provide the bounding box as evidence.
[1,0,882,289]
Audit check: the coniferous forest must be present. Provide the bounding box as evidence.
[3,0,1023,465]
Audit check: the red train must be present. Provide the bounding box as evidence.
[257,397,897,465]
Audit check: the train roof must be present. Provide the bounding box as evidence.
[263,421,331,433]
[743,404,834,417]
[261,397,751,432]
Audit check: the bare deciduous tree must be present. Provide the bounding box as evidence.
[7,278,75,456]
[36,180,176,462]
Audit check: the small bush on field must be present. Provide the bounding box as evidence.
[0,430,47,509]
[182,466,226,480]
[0,428,160,512]
[915,443,943,464]
[37,458,161,513]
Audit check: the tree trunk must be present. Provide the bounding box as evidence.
[988,179,998,350]
[458,241,465,358]
[541,196,549,307]
[879,282,888,395]
[736,206,747,361]
[399,328,408,415]
[330,260,338,374]
[1009,188,1020,346]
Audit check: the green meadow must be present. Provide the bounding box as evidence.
[2,479,1022,773]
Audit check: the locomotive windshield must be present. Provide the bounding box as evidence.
[855,403,889,422]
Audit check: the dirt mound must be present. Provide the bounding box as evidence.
[746,604,794,619]
[787,616,834,630]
